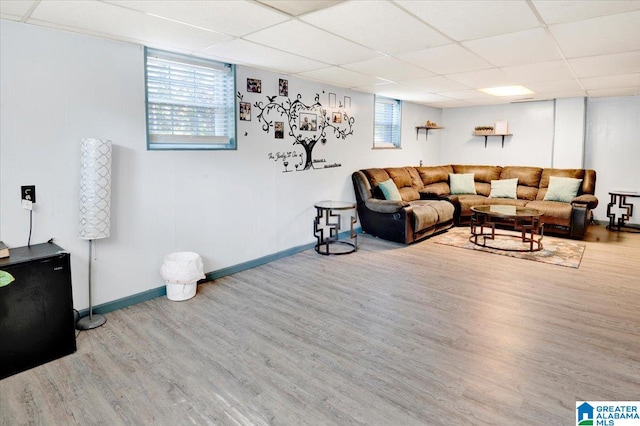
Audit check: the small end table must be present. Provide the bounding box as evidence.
[314,200,357,255]
[607,191,640,233]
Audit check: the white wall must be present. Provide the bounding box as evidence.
[553,97,586,169]
[400,102,443,167]
[441,96,640,225]
[585,96,640,224]
[440,101,555,166]
[0,21,437,310]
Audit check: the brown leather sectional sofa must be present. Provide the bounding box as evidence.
[352,165,598,244]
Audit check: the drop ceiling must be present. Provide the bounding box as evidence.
[2,0,639,108]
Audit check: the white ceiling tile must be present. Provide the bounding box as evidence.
[29,1,232,51]
[463,28,562,67]
[103,0,289,37]
[257,0,343,17]
[395,0,540,41]
[0,1,38,20]
[296,67,387,88]
[532,0,640,25]
[439,90,496,101]
[200,39,327,74]
[587,88,639,97]
[342,57,434,82]
[402,76,472,92]
[502,60,575,83]
[397,44,493,75]
[446,68,514,88]
[411,93,457,103]
[526,79,584,92]
[353,82,397,94]
[529,90,587,100]
[549,10,640,58]
[364,83,432,102]
[426,99,477,108]
[569,51,640,78]
[300,1,450,55]
[580,74,640,90]
[244,20,381,65]
[467,98,512,106]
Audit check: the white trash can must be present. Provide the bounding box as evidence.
[160,252,205,301]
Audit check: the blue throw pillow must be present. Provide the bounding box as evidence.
[378,179,402,201]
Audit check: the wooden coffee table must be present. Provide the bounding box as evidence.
[470,205,544,252]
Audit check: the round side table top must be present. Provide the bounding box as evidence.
[314,200,356,210]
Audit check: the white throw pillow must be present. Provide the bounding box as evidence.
[449,173,476,195]
[543,176,583,203]
[489,178,518,199]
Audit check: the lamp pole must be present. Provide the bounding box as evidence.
[76,239,106,330]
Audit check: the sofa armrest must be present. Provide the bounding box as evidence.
[364,198,409,214]
[572,194,598,209]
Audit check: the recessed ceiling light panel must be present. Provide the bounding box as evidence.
[478,85,535,96]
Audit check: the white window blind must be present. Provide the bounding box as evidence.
[374,96,401,148]
[145,48,236,150]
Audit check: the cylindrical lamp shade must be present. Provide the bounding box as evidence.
[79,138,112,240]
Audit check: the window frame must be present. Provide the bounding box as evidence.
[144,47,237,151]
[373,95,402,149]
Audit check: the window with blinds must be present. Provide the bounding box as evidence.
[374,96,402,148]
[145,48,236,150]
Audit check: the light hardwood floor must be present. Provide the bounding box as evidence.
[1,224,639,425]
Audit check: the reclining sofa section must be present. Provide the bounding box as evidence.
[352,165,598,244]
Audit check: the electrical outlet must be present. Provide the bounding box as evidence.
[21,185,36,203]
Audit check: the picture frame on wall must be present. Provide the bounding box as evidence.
[247,78,262,93]
[275,122,284,139]
[239,102,251,121]
[329,93,337,108]
[332,112,342,123]
[279,79,288,97]
[299,112,317,131]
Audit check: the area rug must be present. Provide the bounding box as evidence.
[432,227,586,268]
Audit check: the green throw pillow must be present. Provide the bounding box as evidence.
[378,179,402,201]
[489,178,518,199]
[543,176,583,203]
[449,173,476,195]
[0,270,15,287]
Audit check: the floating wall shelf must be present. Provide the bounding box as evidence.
[474,132,513,148]
[416,126,444,141]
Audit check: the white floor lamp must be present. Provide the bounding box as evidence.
[77,138,112,330]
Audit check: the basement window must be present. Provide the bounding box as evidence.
[373,96,402,149]
[145,47,236,150]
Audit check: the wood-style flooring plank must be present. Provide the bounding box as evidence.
[1,225,639,425]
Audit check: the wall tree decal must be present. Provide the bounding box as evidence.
[252,93,355,171]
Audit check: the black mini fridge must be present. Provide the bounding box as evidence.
[0,242,77,380]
